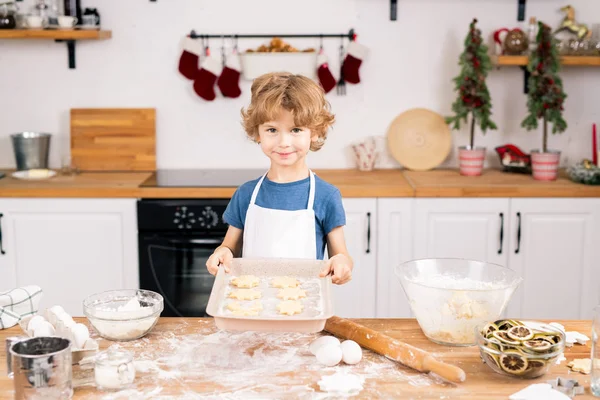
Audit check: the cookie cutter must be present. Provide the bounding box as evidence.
[546,377,585,397]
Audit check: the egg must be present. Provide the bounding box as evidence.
[309,336,340,355]
[316,343,343,367]
[33,321,55,337]
[46,305,67,325]
[340,340,363,365]
[70,323,90,349]
[27,315,47,333]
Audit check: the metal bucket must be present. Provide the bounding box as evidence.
[10,337,73,399]
[11,132,52,171]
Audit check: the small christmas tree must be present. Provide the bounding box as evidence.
[521,21,567,153]
[446,18,497,148]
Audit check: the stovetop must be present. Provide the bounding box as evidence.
[140,169,265,187]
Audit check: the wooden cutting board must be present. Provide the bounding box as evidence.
[70,108,156,171]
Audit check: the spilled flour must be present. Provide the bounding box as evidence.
[75,319,458,399]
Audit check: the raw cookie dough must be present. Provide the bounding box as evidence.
[226,300,263,316]
[231,275,260,288]
[271,276,300,288]
[229,288,262,300]
[276,300,303,316]
[567,358,600,374]
[277,287,306,300]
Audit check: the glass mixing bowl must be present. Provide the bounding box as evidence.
[395,258,522,346]
[83,289,164,342]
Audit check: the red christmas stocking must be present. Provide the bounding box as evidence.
[317,53,336,93]
[217,52,242,98]
[342,41,369,84]
[193,56,222,101]
[178,37,204,80]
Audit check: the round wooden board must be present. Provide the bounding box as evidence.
[386,108,452,171]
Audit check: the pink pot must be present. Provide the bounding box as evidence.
[531,150,560,181]
[458,146,486,176]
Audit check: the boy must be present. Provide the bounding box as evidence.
[206,72,352,284]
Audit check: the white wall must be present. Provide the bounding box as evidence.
[1,0,598,170]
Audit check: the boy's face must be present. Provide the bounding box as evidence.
[257,109,317,168]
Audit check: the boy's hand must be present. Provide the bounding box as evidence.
[319,254,352,285]
[206,246,233,275]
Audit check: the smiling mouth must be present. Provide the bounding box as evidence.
[276,152,295,156]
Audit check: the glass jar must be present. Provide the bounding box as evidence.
[94,349,136,391]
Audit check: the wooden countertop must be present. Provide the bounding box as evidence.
[0,318,595,399]
[0,169,599,198]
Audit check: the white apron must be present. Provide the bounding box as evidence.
[242,170,317,259]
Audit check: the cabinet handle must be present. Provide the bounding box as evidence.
[0,213,5,255]
[366,212,371,254]
[498,212,504,254]
[515,212,521,254]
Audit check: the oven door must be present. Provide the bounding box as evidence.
[139,232,222,317]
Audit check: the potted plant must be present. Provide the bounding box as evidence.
[521,21,567,181]
[446,18,497,176]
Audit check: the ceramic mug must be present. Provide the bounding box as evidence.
[82,14,98,26]
[57,15,77,28]
[24,15,45,29]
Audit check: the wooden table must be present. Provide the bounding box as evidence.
[0,318,596,399]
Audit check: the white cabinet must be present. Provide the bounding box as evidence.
[333,198,377,318]
[376,198,413,318]
[413,198,510,266]
[0,199,138,316]
[506,199,600,320]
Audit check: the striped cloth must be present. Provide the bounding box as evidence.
[0,286,43,329]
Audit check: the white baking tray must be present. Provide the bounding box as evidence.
[206,258,333,333]
[239,52,318,80]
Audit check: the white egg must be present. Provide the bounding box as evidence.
[309,336,340,355]
[71,323,90,349]
[340,340,363,365]
[46,305,67,325]
[33,321,55,337]
[27,315,46,332]
[316,343,343,367]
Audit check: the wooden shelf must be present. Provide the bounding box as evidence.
[493,55,600,66]
[0,29,111,40]
[0,29,112,69]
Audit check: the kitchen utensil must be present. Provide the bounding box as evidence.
[386,108,452,171]
[17,315,99,364]
[10,337,73,399]
[11,132,51,171]
[477,321,565,379]
[336,39,346,96]
[206,257,334,333]
[5,336,26,378]
[395,258,522,346]
[83,289,163,341]
[70,108,156,171]
[324,316,466,384]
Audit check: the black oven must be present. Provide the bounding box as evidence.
[137,199,229,317]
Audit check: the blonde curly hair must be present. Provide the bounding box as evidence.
[241,72,335,151]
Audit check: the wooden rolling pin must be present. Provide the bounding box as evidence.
[324,316,466,384]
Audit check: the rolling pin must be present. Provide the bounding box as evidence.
[324,316,466,384]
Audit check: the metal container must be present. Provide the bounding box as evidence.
[5,336,26,378]
[11,132,51,171]
[10,337,73,399]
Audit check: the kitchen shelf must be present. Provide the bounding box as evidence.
[0,29,112,69]
[493,55,600,66]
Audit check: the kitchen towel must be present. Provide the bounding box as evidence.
[0,285,43,329]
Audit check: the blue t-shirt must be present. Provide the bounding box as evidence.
[223,173,346,260]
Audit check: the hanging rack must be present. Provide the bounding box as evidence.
[188,29,356,41]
